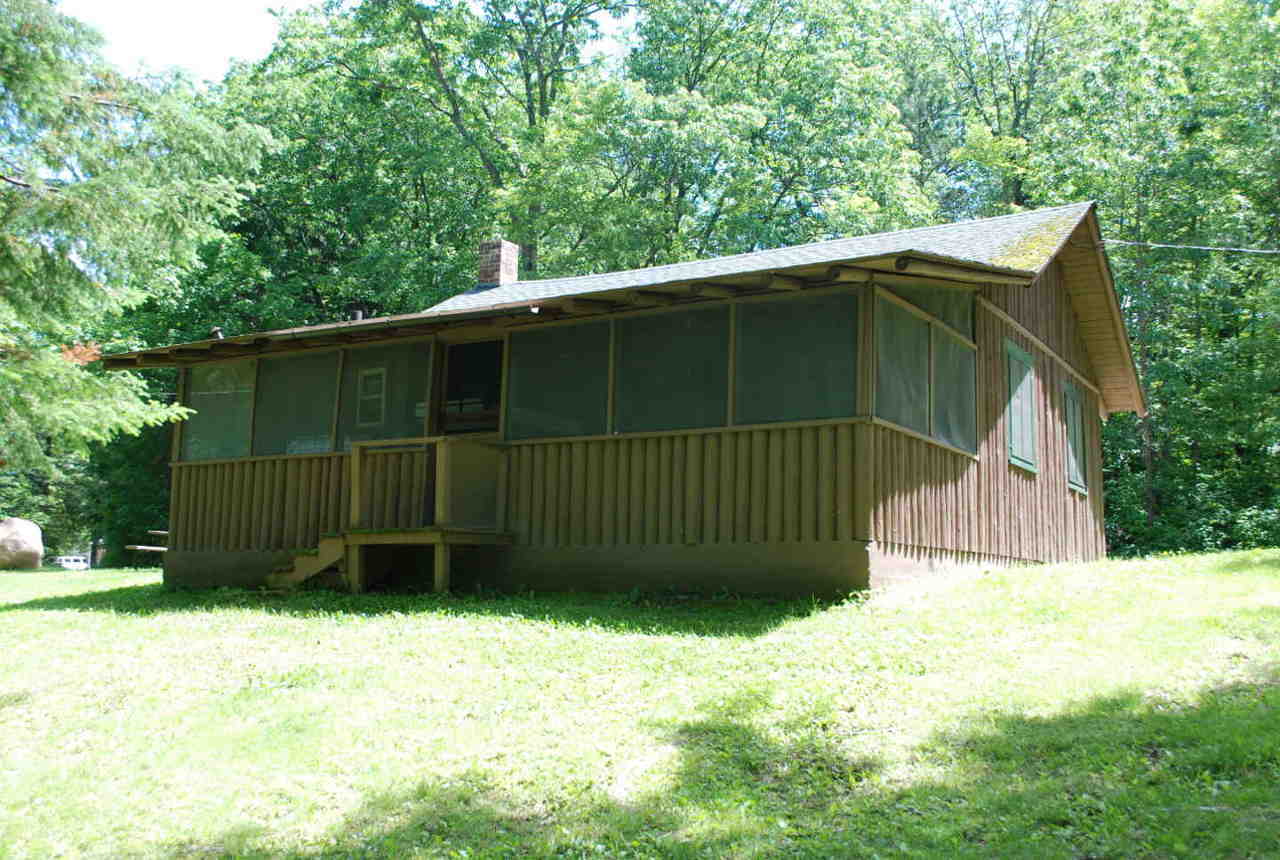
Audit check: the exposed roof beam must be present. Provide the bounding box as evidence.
[557,297,618,314]
[691,282,740,298]
[893,256,1032,287]
[827,266,872,284]
[625,290,677,307]
[768,273,806,291]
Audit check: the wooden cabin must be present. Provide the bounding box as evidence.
[104,202,1145,595]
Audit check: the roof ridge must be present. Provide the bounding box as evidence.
[504,201,1094,289]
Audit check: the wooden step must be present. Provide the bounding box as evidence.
[265,536,346,590]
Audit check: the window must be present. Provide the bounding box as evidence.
[734,293,858,425]
[337,341,431,449]
[356,368,386,427]
[253,351,339,455]
[874,290,978,453]
[1005,339,1037,472]
[615,307,729,433]
[181,360,255,461]
[932,329,977,453]
[875,298,930,434]
[507,322,610,440]
[885,283,973,338]
[1063,381,1087,492]
[441,340,503,434]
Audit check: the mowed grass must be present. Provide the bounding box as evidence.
[1,551,1279,858]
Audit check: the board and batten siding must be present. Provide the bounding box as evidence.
[502,421,860,548]
[872,268,1106,567]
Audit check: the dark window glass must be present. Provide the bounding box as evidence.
[253,351,339,455]
[507,322,610,440]
[615,307,729,433]
[875,298,930,434]
[932,330,977,453]
[886,283,973,337]
[734,293,858,425]
[442,340,503,433]
[182,360,254,460]
[337,342,432,449]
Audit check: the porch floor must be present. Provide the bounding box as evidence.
[269,526,512,593]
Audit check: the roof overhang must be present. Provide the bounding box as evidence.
[100,252,1034,371]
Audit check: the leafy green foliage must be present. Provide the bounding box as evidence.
[0,0,270,469]
[4,0,1277,554]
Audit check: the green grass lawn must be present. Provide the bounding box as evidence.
[2,551,1278,858]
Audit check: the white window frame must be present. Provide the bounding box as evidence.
[356,367,387,428]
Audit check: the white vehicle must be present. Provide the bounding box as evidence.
[54,555,89,571]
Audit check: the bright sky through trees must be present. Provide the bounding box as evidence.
[57,0,313,83]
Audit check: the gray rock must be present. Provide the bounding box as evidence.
[0,518,44,570]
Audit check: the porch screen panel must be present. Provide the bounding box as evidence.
[337,342,432,449]
[181,360,254,460]
[615,307,729,433]
[507,322,609,439]
[734,292,858,424]
[886,283,973,337]
[931,330,977,453]
[875,298,930,434]
[252,351,339,455]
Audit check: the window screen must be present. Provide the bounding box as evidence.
[932,330,977,453]
[1063,381,1087,491]
[337,342,432,449]
[615,307,729,433]
[507,322,609,440]
[734,293,858,425]
[442,340,503,433]
[1006,340,1037,471]
[875,298,930,434]
[886,283,973,337]
[181,360,254,460]
[253,351,339,455]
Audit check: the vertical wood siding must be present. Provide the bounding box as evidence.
[173,453,354,552]
[503,422,858,547]
[981,260,1096,382]
[356,448,434,530]
[871,282,1106,564]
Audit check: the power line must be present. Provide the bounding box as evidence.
[1104,239,1280,256]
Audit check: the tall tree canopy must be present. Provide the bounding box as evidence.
[3,0,1277,556]
[0,0,270,469]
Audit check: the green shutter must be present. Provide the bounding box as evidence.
[1005,339,1037,472]
[1064,381,1087,491]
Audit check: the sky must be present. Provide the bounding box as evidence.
[59,0,314,84]
[58,1,631,84]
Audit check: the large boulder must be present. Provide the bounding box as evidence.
[0,518,43,570]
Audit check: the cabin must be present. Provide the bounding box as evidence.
[104,202,1144,595]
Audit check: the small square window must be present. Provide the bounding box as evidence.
[357,367,387,427]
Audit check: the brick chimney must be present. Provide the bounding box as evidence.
[477,238,519,288]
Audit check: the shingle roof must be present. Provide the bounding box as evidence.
[427,201,1094,315]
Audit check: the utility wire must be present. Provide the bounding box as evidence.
[1105,239,1280,256]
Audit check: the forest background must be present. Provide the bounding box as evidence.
[2,0,1277,562]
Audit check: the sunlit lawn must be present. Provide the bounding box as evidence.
[2,550,1278,857]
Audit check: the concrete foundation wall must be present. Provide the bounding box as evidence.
[494,541,871,597]
[164,550,294,589]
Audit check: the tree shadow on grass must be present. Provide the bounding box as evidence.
[174,665,1280,858]
[0,582,826,638]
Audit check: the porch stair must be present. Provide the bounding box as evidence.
[266,535,347,590]
[265,527,512,592]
